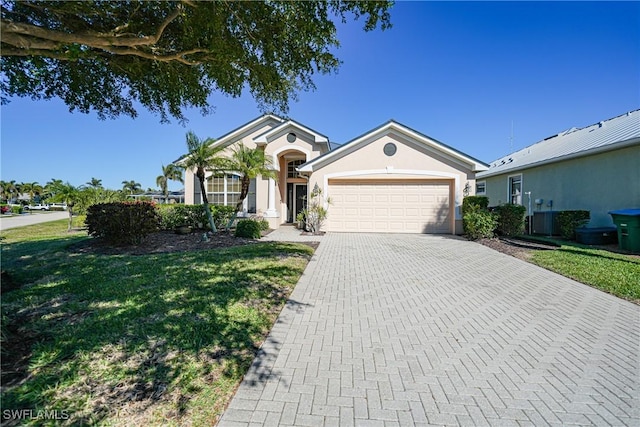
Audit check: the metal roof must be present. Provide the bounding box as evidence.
[477,110,640,178]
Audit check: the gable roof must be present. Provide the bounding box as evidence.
[477,110,640,178]
[298,119,489,173]
[253,119,331,151]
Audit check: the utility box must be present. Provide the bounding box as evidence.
[533,211,560,235]
[609,209,640,253]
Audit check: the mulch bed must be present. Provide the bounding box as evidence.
[70,230,262,255]
[477,237,559,261]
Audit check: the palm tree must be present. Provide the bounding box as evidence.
[86,177,103,189]
[182,131,224,232]
[220,143,277,229]
[4,180,18,203]
[21,181,43,204]
[51,183,79,231]
[0,180,9,202]
[45,178,64,201]
[122,180,142,195]
[156,164,184,203]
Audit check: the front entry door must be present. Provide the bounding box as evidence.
[287,183,307,223]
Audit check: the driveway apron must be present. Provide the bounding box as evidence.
[219,232,640,426]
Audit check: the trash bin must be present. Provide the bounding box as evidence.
[609,209,640,253]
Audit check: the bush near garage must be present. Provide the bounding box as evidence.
[493,204,527,236]
[462,195,489,215]
[557,210,590,240]
[86,202,160,245]
[462,196,493,239]
[463,204,497,240]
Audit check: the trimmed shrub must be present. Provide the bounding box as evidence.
[157,204,237,231]
[463,204,497,240]
[462,196,489,215]
[235,219,263,239]
[557,210,590,240]
[86,202,160,245]
[211,205,236,230]
[462,196,492,238]
[258,219,269,231]
[493,204,527,236]
[157,204,206,230]
[11,205,23,214]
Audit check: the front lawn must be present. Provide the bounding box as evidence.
[1,220,313,426]
[527,239,640,303]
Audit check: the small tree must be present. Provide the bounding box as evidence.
[156,164,184,203]
[50,182,80,231]
[122,180,142,195]
[219,143,277,230]
[302,184,331,234]
[181,131,224,232]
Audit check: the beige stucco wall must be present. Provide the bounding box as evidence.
[307,132,478,234]
[183,120,328,228]
[480,145,640,227]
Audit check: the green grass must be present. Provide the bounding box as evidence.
[1,220,313,426]
[525,237,640,303]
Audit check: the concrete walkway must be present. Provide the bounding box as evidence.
[219,231,640,426]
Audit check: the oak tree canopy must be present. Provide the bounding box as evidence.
[1,1,392,122]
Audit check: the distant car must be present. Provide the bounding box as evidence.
[24,204,50,211]
[50,203,68,210]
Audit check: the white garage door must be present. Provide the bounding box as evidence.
[327,179,452,233]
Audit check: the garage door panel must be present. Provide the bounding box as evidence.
[327,180,451,233]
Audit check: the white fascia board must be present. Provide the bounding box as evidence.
[210,114,284,149]
[253,120,329,145]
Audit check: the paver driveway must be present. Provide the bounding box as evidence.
[219,232,640,426]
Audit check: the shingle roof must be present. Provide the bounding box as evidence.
[477,110,640,178]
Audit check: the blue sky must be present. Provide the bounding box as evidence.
[1,1,638,191]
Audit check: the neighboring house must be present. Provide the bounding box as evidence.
[180,114,488,234]
[476,110,640,227]
[128,190,185,204]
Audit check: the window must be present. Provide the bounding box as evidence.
[207,174,242,207]
[509,175,522,205]
[287,160,305,178]
[476,181,486,195]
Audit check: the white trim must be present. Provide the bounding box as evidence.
[209,115,283,150]
[507,173,523,205]
[475,180,487,195]
[323,169,462,220]
[271,145,311,171]
[204,172,246,212]
[254,120,329,144]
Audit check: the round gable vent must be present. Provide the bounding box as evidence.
[383,142,397,156]
[287,133,297,143]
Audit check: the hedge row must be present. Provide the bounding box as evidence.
[86,203,239,246]
[155,204,236,231]
[462,196,591,241]
[557,210,590,240]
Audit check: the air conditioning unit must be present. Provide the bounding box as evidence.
[533,211,560,235]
